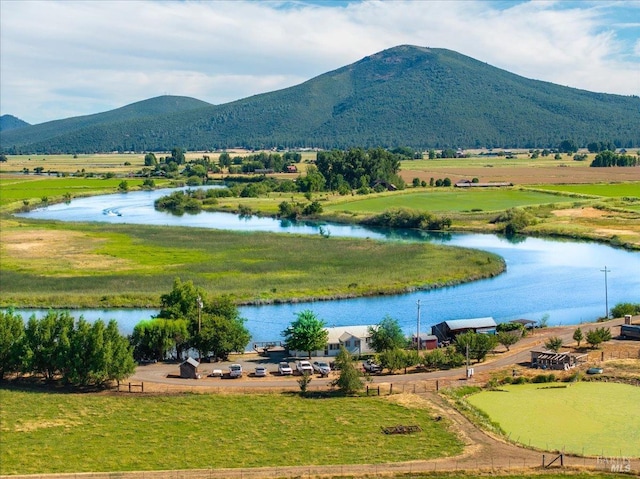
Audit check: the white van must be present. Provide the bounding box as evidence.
[229,364,243,378]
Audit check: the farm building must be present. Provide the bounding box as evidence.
[179,357,201,379]
[411,333,438,350]
[290,325,376,358]
[431,316,497,341]
[530,350,588,370]
[431,317,497,342]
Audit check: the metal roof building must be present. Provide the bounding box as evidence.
[431,317,497,342]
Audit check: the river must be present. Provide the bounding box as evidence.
[13,187,640,342]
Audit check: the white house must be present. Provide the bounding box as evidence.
[290,325,376,358]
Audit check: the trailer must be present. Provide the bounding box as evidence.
[620,324,640,340]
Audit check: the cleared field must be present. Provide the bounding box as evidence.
[467,382,640,457]
[0,390,461,474]
[325,189,569,214]
[0,154,146,175]
[531,183,640,198]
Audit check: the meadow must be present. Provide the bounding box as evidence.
[0,389,462,474]
[324,189,569,214]
[466,382,640,457]
[0,217,504,308]
[531,183,640,198]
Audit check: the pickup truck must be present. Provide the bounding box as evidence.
[363,359,382,373]
[296,360,314,375]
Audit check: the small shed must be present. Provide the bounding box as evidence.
[412,333,438,350]
[530,350,587,370]
[432,317,497,342]
[180,357,200,379]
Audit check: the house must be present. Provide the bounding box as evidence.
[431,317,497,342]
[285,165,298,173]
[530,349,587,370]
[371,179,398,191]
[411,333,438,350]
[179,357,200,379]
[290,325,376,358]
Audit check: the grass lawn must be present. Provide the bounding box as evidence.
[467,382,640,457]
[324,189,569,214]
[0,389,461,474]
[0,218,504,308]
[531,182,640,198]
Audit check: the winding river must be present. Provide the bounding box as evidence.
[14,187,640,342]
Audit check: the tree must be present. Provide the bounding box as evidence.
[331,346,364,395]
[282,310,328,358]
[496,331,520,351]
[573,327,584,348]
[130,318,189,361]
[118,180,129,192]
[558,139,578,154]
[586,327,612,349]
[0,309,25,379]
[545,336,563,352]
[454,331,498,363]
[144,153,158,166]
[23,311,74,381]
[368,315,407,353]
[378,348,405,373]
[611,302,640,318]
[0,153,7,162]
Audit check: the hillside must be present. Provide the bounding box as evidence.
[0,115,30,132]
[2,45,639,153]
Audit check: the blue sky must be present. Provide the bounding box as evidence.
[1,0,638,125]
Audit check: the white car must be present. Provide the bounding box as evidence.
[296,360,314,375]
[278,361,293,375]
[228,364,243,378]
[313,361,331,376]
[254,366,268,377]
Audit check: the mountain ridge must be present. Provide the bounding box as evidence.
[2,45,639,153]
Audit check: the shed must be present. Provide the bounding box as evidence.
[180,357,201,379]
[412,333,438,350]
[530,349,587,370]
[432,317,497,342]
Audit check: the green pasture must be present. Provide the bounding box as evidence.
[531,183,640,198]
[401,155,591,170]
[0,389,461,474]
[0,176,167,208]
[0,219,504,308]
[325,189,569,214]
[467,382,640,457]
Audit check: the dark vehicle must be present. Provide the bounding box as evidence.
[621,324,640,340]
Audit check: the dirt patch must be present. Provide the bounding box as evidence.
[1,229,131,274]
[551,207,605,218]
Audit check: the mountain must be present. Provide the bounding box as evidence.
[0,115,30,132]
[2,46,639,153]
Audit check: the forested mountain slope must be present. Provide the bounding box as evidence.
[2,46,639,153]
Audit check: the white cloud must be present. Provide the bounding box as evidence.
[1,0,638,124]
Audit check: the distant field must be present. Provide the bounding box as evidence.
[531,183,640,198]
[467,382,640,457]
[325,188,569,214]
[0,176,163,207]
[0,390,461,474]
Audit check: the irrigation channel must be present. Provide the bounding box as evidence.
[14,186,640,343]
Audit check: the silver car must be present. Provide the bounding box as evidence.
[278,361,293,375]
[313,361,331,376]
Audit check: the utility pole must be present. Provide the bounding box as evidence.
[196,295,203,333]
[416,300,421,351]
[601,266,611,319]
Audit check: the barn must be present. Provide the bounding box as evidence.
[431,317,497,342]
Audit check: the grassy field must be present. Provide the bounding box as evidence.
[0,389,461,474]
[467,382,640,457]
[531,183,640,198]
[0,217,504,308]
[324,189,569,214]
[0,176,172,208]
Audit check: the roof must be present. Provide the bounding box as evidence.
[182,357,200,368]
[444,317,496,331]
[325,325,373,344]
[413,333,438,341]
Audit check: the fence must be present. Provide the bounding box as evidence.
[2,455,637,479]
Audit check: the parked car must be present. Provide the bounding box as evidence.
[312,361,331,376]
[586,367,603,375]
[228,364,243,378]
[254,366,268,377]
[278,361,293,375]
[363,359,382,373]
[296,360,314,375]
